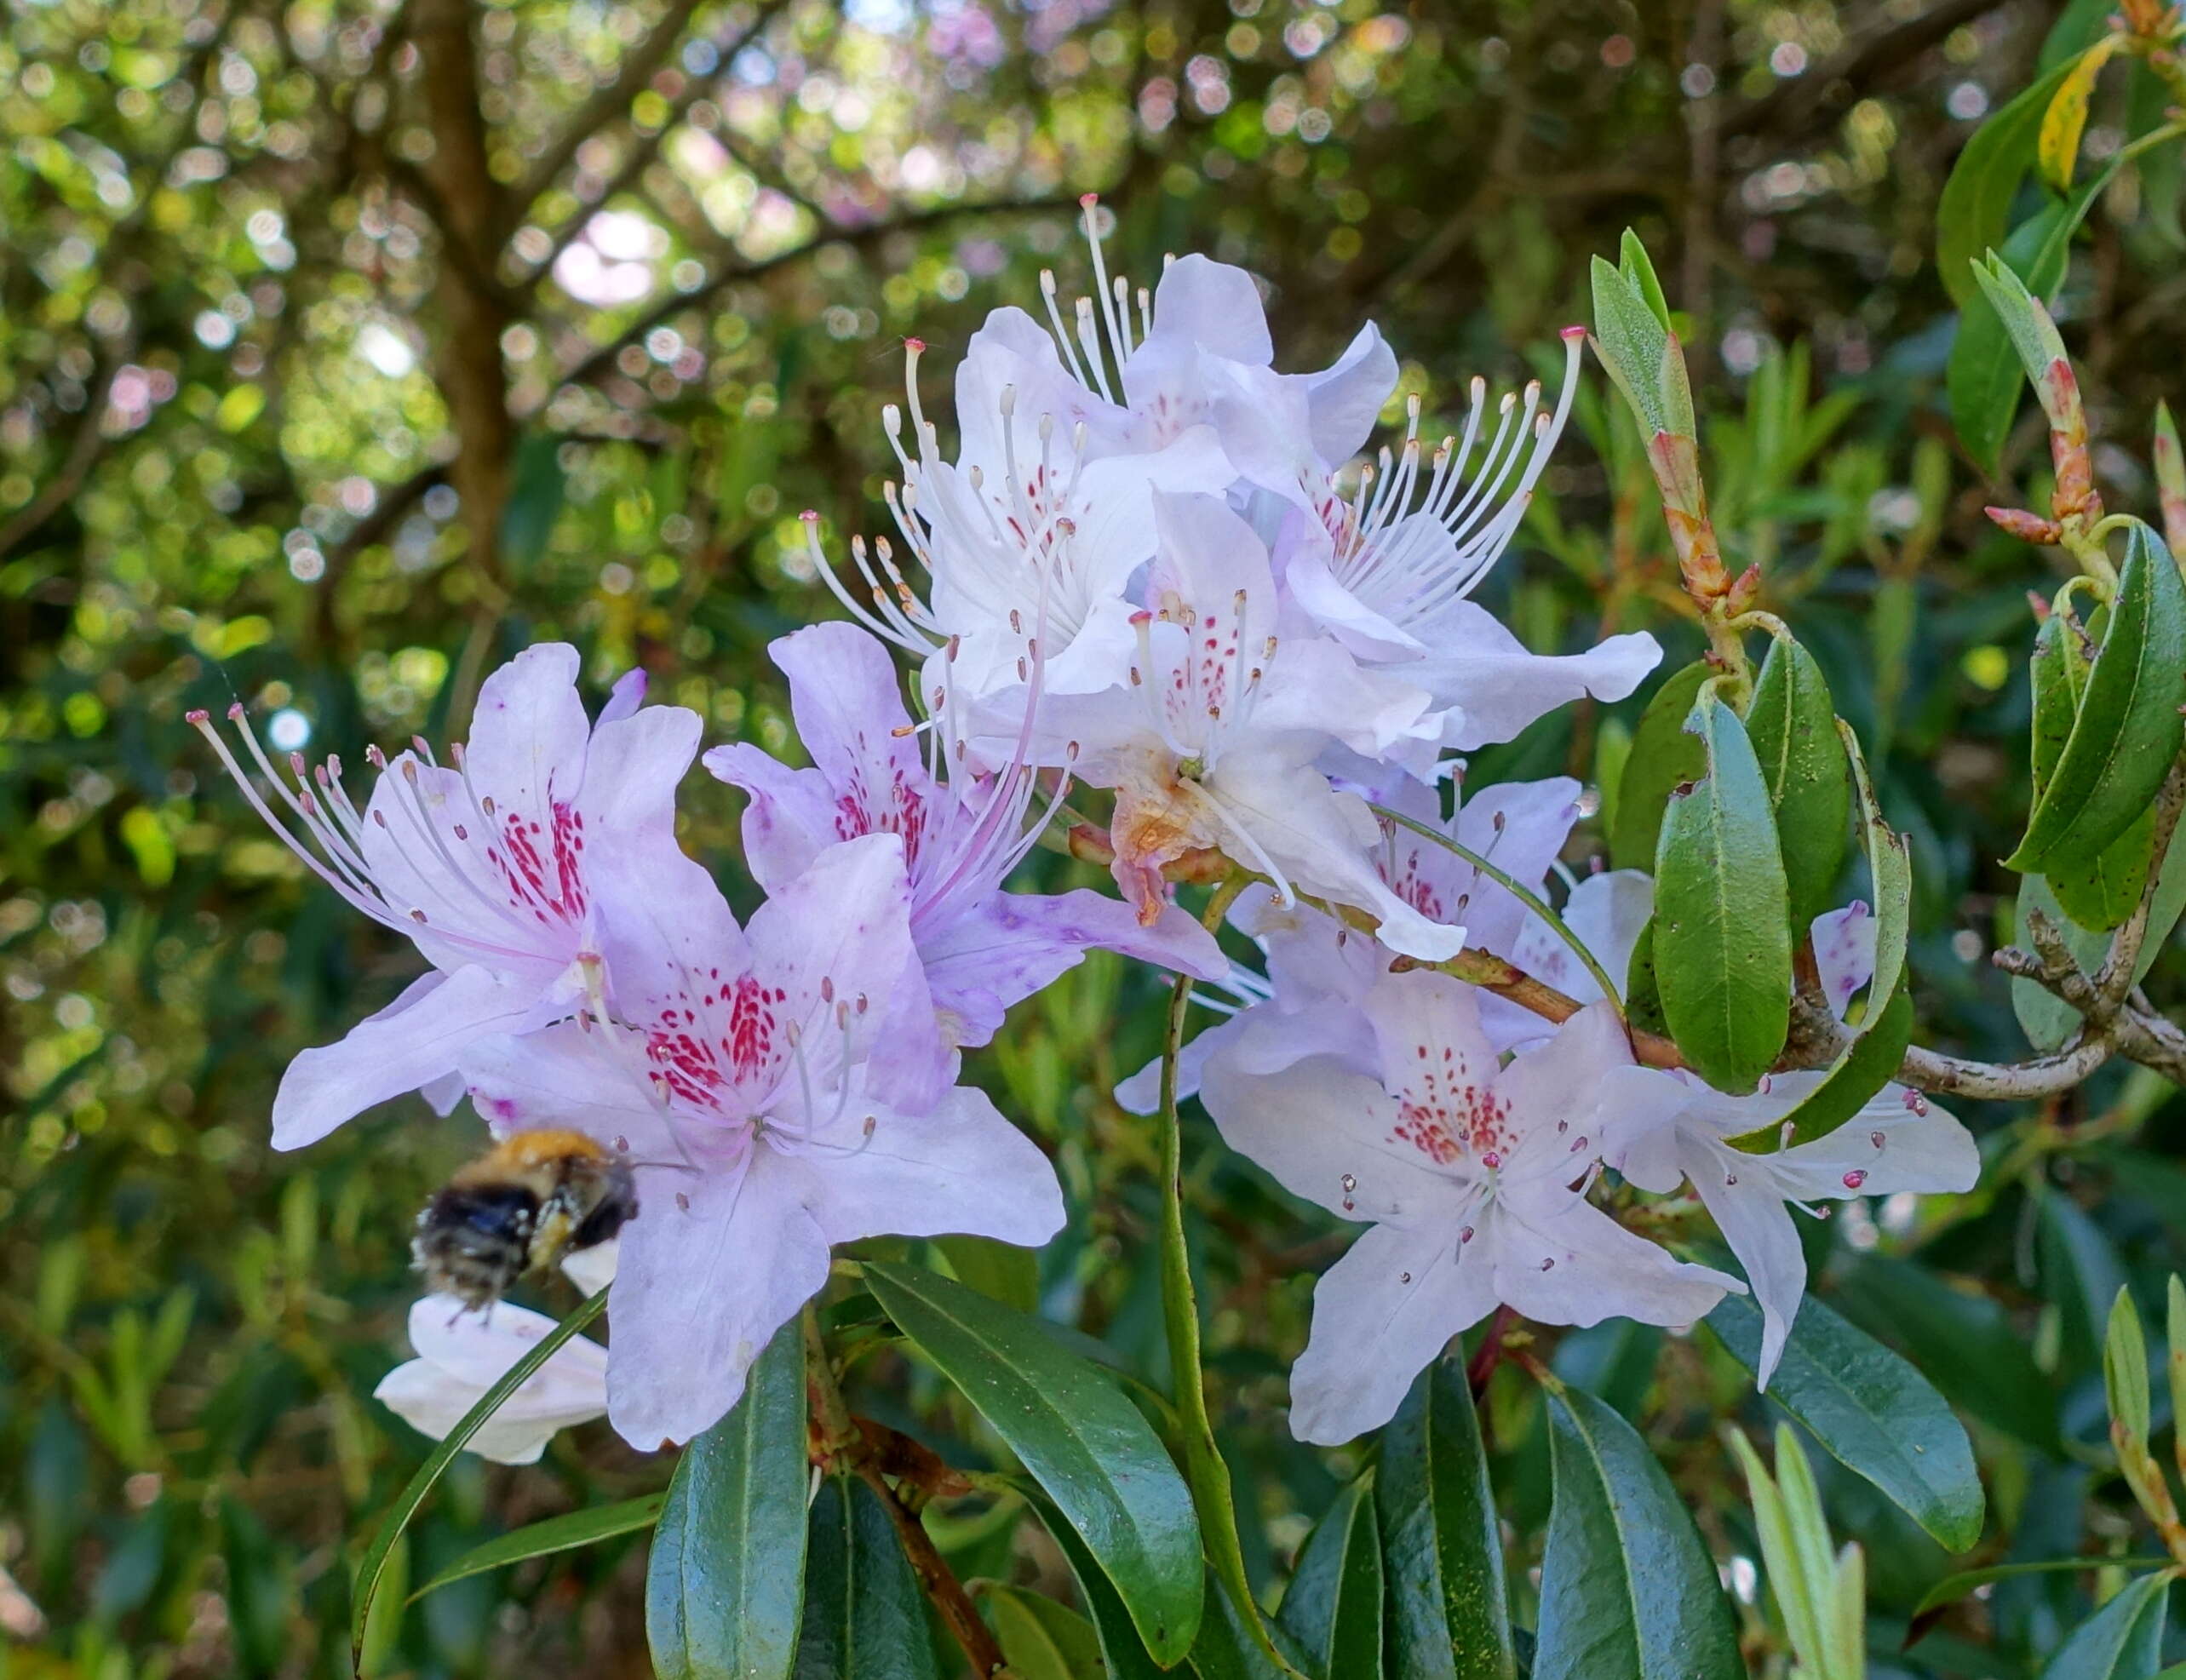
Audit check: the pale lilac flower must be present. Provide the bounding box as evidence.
[1202,976,1741,1443]
[1271,339,1661,750]
[374,1294,610,1465]
[459,833,1065,1449]
[192,647,700,1149]
[1114,773,1587,1112]
[1031,490,1458,958]
[814,198,1390,712]
[705,622,1223,1046]
[1592,898,1973,1385]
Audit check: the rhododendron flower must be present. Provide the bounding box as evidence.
[818,198,1391,713]
[1036,490,1459,958]
[374,1294,609,1465]
[1115,773,1589,1112]
[458,833,1064,1449]
[1202,975,1741,1443]
[704,621,1223,1047]
[1275,345,1663,750]
[1593,899,1974,1385]
[192,645,700,1149]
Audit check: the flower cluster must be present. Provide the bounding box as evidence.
[208,202,1975,1456]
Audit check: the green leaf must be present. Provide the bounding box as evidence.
[1841,721,1913,1020]
[988,1587,1108,1680]
[502,430,568,571]
[2040,1190,2129,1377]
[1186,1579,1316,1680]
[410,1494,665,1603]
[1948,195,2081,473]
[1019,1488,1168,1680]
[2010,522,2186,874]
[1653,682,1793,1092]
[645,1319,809,1680]
[1624,921,1667,1038]
[795,1475,939,1680]
[1726,988,1913,1155]
[933,1234,1041,1315]
[1589,255,1683,440]
[1375,1359,1514,1680]
[1533,1385,1743,1680]
[1277,1476,1384,1680]
[1618,229,1672,332]
[1937,55,2082,309]
[2038,1568,2172,1678]
[2032,607,2160,930]
[863,1262,1203,1664]
[2105,1286,2153,1451]
[349,1287,608,1663]
[1610,662,1711,872]
[2051,811,2158,933]
[1831,1253,2063,1455]
[1913,1557,2175,1622]
[1745,634,1850,931]
[1705,1292,1983,1551]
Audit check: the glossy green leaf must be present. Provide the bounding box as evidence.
[1609,661,1711,871]
[1913,1557,2174,1622]
[1831,1254,2063,1455]
[1705,1292,1983,1551]
[1623,920,1667,1038]
[645,1319,809,1680]
[2051,811,2158,933]
[933,1234,1041,1315]
[988,1587,1107,1680]
[1653,682,1792,1092]
[1726,987,1913,1155]
[1277,1475,1383,1680]
[2010,522,2186,874]
[1189,1580,1313,1680]
[863,1262,1203,1664]
[1375,1358,1514,1680]
[349,1287,608,1662]
[795,1475,939,1680]
[1019,1488,1168,1680]
[410,1494,665,1603]
[1745,634,1850,930]
[2038,1568,2172,1678]
[1948,194,2078,473]
[1533,1385,1743,1680]
[1841,721,1913,1021]
[2034,607,2158,930]
[1937,55,2082,308]
[2011,872,2111,1051]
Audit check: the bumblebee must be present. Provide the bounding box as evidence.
[412,1130,637,1311]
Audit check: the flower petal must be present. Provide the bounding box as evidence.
[1689,1168,1809,1387]
[1811,902,1879,1021]
[1302,323,1398,467]
[797,1085,1064,1250]
[1201,1041,1465,1224]
[577,702,701,839]
[1288,1223,1496,1444]
[1484,1190,1741,1330]
[376,1294,610,1465]
[461,643,592,823]
[1409,602,1661,751]
[273,964,549,1150]
[605,1148,832,1450]
[703,743,839,893]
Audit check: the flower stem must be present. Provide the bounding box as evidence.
[1154,874,1305,1679]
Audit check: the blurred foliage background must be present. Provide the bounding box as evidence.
[10,0,2186,1672]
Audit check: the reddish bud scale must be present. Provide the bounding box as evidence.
[1987,506,2063,546]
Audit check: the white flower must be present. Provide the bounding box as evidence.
[374,1294,610,1465]
[1202,975,1741,1443]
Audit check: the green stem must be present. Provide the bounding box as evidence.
[1156,874,1304,1679]
[1368,801,1626,1020]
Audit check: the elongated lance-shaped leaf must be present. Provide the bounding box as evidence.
[1936,53,2080,307]
[1913,1558,2177,1625]
[1017,1486,1168,1680]
[1726,716,1915,1147]
[795,1474,940,1680]
[1725,1430,1829,1673]
[1610,662,1711,872]
[645,1318,809,1680]
[2032,604,2158,929]
[2036,1568,2172,1678]
[2038,34,2124,193]
[1653,680,1792,1092]
[1278,1475,1384,1680]
[1744,633,1850,932]
[862,1261,1203,1665]
[349,1287,608,1662]
[1375,1359,1514,1680]
[409,1494,664,1603]
[1533,1385,1744,1680]
[1706,1290,1983,1552]
[988,1586,1108,1680]
[2105,1285,2153,1450]
[2009,520,2186,874]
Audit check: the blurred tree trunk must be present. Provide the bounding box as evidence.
[414,0,514,592]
